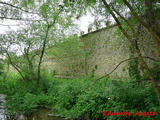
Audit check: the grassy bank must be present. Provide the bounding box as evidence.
[0,72,159,119]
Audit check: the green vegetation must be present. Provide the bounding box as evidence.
[0,71,159,119]
[0,0,160,119]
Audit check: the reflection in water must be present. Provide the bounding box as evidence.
[0,94,66,120]
[0,94,6,120]
[25,109,67,120]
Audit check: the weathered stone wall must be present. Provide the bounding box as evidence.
[8,12,160,78]
[82,26,130,77]
[43,25,131,77]
[44,21,160,78]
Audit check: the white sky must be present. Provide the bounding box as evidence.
[0,12,94,34]
[1,1,160,34]
[75,12,95,34]
[0,0,95,34]
[0,10,95,58]
[0,20,22,34]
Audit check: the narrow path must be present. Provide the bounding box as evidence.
[0,94,6,120]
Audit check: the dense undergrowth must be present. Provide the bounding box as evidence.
[0,71,159,120]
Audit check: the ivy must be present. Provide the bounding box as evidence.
[128,45,141,80]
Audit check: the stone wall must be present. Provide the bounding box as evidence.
[81,26,130,77]
[43,21,160,78]
[43,25,131,77]
[8,13,160,78]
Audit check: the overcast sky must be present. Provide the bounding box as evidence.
[0,12,94,34]
[0,8,95,58]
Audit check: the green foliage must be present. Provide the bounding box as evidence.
[128,46,141,80]
[62,78,160,119]
[0,72,159,119]
[0,72,53,115]
[0,60,4,75]
[85,0,96,6]
[21,0,36,9]
[150,62,160,81]
[110,27,130,50]
[51,35,84,58]
[48,35,86,76]
[0,0,159,119]
[0,0,77,84]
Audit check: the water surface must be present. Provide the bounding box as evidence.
[0,94,67,120]
[26,109,66,120]
[0,94,6,120]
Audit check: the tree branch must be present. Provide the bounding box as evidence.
[37,7,64,85]
[0,16,43,21]
[0,1,39,14]
[122,0,160,57]
[110,4,134,32]
[95,56,159,82]
[5,51,25,81]
[80,56,159,95]
[101,0,160,104]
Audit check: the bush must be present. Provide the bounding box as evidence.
[0,72,159,119]
[48,77,160,120]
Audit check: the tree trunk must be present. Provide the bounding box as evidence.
[37,25,50,86]
[102,0,160,104]
[123,0,160,57]
[6,51,26,81]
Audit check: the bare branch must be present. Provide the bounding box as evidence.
[122,0,160,57]
[110,4,134,32]
[0,1,39,14]
[0,16,43,21]
[80,56,159,95]
[95,56,159,82]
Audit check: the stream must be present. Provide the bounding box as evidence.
[26,109,67,120]
[0,94,67,120]
[0,94,6,120]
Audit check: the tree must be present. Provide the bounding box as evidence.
[67,0,160,103]
[47,34,86,77]
[0,0,75,85]
[0,59,4,75]
[101,0,160,104]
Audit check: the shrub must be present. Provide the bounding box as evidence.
[0,72,159,119]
